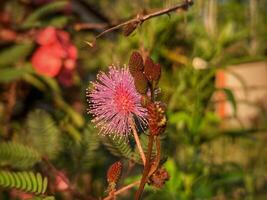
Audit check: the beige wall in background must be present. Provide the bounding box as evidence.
[216,62,267,128]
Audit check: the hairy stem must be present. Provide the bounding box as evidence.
[134,135,154,200]
[129,117,146,165]
[103,180,140,200]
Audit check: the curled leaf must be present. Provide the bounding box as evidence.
[122,21,139,36]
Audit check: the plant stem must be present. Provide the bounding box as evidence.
[103,180,140,200]
[149,137,161,177]
[129,117,146,166]
[134,135,154,200]
[88,0,194,42]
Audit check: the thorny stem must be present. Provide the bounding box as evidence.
[129,117,146,165]
[88,0,194,45]
[103,180,141,200]
[134,135,154,200]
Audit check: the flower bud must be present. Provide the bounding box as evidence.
[149,167,169,188]
[129,51,144,76]
[107,161,122,185]
[144,56,161,83]
[133,71,148,95]
[147,102,167,136]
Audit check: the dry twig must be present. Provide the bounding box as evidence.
[87,0,194,46]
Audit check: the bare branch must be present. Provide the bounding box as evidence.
[87,0,194,45]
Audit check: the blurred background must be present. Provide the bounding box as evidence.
[0,0,267,199]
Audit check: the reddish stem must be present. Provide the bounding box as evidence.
[103,180,140,200]
[134,135,154,200]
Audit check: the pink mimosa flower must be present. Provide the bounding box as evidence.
[87,66,147,137]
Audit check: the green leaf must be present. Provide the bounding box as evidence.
[102,135,134,160]
[39,76,61,95]
[30,172,38,193]
[23,73,47,91]
[79,125,100,169]
[22,1,69,28]
[36,173,43,194]
[169,112,191,126]
[0,142,41,169]
[23,171,32,192]
[0,170,48,195]
[21,109,62,160]
[0,43,34,67]
[43,197,56,200]
[212,170,244,187]
[54,97,84,128]
[221,88,237,116]
[42,177,48,194]
[18,172,27,190]
[0,68,31,83]
[30,196,55,200]
[46,16,70,28]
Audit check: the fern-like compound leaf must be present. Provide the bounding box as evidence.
[101,135,134,160]
[23,109,62,160]
[30,196,55,200]
[0,170,48,195]
[80,125,100,169]
[0,142,41,169]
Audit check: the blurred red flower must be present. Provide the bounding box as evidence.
[31,45,62,77]
[31,27,77,86]
[55,171,69,191]
[10,189,33,200]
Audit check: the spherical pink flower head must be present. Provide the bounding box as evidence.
[87,66,147,137]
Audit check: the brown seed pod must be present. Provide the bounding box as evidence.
[107,161,122,184]
[129,51,144,76]
[144,56,161,82]
[133,71,148,95]
[147,102,167,136]
[149,167,169,188]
